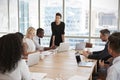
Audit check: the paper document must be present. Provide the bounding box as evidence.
[43,78,54,80]
[41,51,52,55]
[68,75,88,80]
[31,72,47,80]
[78,62,93,67]
[27,52,40,66]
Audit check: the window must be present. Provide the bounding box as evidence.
[29,0,38,29]
[40,0,63,35]
[19,0,29,34]
[91,0,118,37]
[99,13,117,26]
[65,0,89,36]
[0,0,8,32]
[40,0,63,46]
[41,37,50,47]
[0,0,18,34]
[17,0,119,47]
[65,38,88,48]
[9,0,18,32]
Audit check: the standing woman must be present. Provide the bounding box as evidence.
[50,13,65,47]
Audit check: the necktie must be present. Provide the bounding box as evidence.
[39,38,41,45]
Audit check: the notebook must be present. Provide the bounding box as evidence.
[57,43,70,52]
[41,51,52,56]
[27,52,40,66]
[31,72,47,80]
[68,75,88,80]
[75,42,86,50]
[75,53,93,67]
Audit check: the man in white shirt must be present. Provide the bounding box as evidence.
[33,28,55,51]
[106,32,120,80]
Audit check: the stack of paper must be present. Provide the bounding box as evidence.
[41,51,52,56]
[68,75,88,80]
[31,72,47,80]
[43,78,54,80]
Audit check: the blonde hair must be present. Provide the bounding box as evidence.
[25,27,35,38]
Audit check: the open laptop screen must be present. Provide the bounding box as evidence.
[57,43,70,52]
[75,42,86,50]
[75,52,93,67]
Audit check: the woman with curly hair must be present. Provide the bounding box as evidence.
[0,33,31,80]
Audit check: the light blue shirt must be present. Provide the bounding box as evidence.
[33,36,44,50]
[106,56,120,80]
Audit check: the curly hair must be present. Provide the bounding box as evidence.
[15,32,24,41]
[0,33,23,73]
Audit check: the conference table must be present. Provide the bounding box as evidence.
[29,50,97,80]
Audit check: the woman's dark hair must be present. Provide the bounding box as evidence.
[108,32,120,53]
[36,28,44,35]
[56,12,62,18]
[15,32,24,41]
[0,33,23,73]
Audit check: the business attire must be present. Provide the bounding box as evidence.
[106,56,120,80]
[88,42,112,61]
[0,60,31,80]
[23,38,36,53]
[50,22,65,47]
[33,36,44,50]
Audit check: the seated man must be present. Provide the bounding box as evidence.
[83,29,112,61]
[106,32,120,80]
[33,28,55,51]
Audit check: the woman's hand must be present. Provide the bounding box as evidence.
[51,42,55,47]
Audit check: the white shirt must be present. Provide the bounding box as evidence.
[33,36,44,50]
[23,38,36,53]
[106,56,120,80]
[0,60,31,80]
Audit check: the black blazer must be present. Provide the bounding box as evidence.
[88,42,112,61]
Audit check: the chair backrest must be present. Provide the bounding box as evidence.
[85,42,92,48]
[27,52,40,66]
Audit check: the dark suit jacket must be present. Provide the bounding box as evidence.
[88,42,112,61]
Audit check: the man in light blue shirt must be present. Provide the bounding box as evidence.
[33,28,55,51]
[106,32,120,80]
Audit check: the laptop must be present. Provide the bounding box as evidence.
[75,52,93,67]
[27,52,40,66]
[75,42,86,50]
[57,43,70,52]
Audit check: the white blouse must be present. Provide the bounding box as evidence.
[0,60,31,80]
[23,38,36,53]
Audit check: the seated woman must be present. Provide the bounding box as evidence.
[23,27,39,57]
[0,33,31,80]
